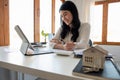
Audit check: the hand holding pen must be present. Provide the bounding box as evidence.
[50,39,75,51]
[59,39,75,50]
[63,42,75,51]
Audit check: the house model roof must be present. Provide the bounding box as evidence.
[84,45,108,55]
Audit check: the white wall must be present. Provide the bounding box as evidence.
[68,0,90,23]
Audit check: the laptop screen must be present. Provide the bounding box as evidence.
[14,25,30,43]
[14,25,34,50]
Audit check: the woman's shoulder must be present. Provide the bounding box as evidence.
[78,22,90,32]
[80,22,90,29]
[81,22,90,27]
[55,27,62,33]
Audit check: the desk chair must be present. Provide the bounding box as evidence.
[89,39,93,47]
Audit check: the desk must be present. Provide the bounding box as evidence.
[0,46,92,80]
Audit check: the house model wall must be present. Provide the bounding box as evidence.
[82,45,108,72]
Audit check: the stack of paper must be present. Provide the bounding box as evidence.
[53,49,73,56]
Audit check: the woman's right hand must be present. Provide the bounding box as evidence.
[63,42,75,51]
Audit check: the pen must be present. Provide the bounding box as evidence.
[60,39,65,44]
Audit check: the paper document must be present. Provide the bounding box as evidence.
[74,49,86,55]
[53,49,73,56]
[52,49,85,56]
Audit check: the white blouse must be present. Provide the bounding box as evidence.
[49,23,90,49]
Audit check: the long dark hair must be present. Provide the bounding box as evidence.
[59,1,81,42]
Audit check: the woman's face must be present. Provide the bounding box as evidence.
[60,10,73,26]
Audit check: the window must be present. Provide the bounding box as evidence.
[107,2,120,42]
[40,0,52,42]
[39,0,64,42]
[8,0,64,46]
[55,0,62,33]
[10,0,34,47]
[90,0,120,45]
[90,5,103,42]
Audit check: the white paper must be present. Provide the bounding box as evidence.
[52,49,85,56]
[53,49,73,56]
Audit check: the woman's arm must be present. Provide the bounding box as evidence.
[49,27,63,49]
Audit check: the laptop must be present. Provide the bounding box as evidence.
[14,25,54,56]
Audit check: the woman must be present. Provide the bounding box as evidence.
[49,1,90,51]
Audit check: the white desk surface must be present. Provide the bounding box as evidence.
[0,46,93,80]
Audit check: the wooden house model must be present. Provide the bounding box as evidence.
[82,45,108,72]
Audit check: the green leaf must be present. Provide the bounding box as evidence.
[41,30,45,36]
[41,30,48,37]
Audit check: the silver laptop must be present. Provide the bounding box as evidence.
[14,25,53,56]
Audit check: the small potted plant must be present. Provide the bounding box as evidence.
[41,30,48,44]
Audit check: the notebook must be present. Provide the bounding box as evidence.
[111,57,120,74]
[14,25,53,56]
